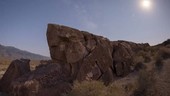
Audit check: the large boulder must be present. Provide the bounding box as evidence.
[0,59,30,93]
[112,43,133,76]
[10,63,72,96]
[46,24,133,84]
[47,24,87,64]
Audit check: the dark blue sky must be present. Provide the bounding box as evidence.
[0,0,170,56]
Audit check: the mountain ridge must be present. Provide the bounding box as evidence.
[0,43,50,60]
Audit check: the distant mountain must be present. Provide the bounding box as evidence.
[0,44,50,60]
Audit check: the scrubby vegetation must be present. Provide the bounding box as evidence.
[65,80,125,96]
[0,58,12,78]
[134,62,146,71]
[64,45,170,96]
[153,46,170,72]
[136,50,151,63]
[155,58,163,71]
[66,81,106,96]
[132,46,170,96]
[159,47,170,60]
[133,70,157,96]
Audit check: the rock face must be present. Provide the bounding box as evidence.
[0,59,30,93]
[0,24,150,96]
[46,24,135,83]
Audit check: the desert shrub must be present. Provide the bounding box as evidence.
[138,50,151,63]
[67,81,106,96]
[143,56,151,63]
[66,80,125,96]
[133,50,151,67]
[137,50,146,58]
[134,62,146,71]
[133,55,145,66]
[153,47,169,72]
[161,50,170,60]
[159,47,170,60]
[155,58,163,71]
[106,82,125,96]
[162,52,170,59]
[133,70,157,96]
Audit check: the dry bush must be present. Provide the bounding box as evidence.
[133,70,158,96]
[106,82,126,96]
[150,49,157,57]
[139,49,152,63]
[154,47,170,61]
[144,56,151,63]
[66,80,126,96]
[133,50,151,66]
[133,55,145,66]
[132,50,150,72]
[134,62,146,71]
[159,47,170,60]
[66,81,106,96]
[155,58,163,72]
[153,47,170,72]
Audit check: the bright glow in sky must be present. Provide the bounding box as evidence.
[0,0,170,56]
[141,0,152,10]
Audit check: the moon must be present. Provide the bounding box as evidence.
[140,0,152,10]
